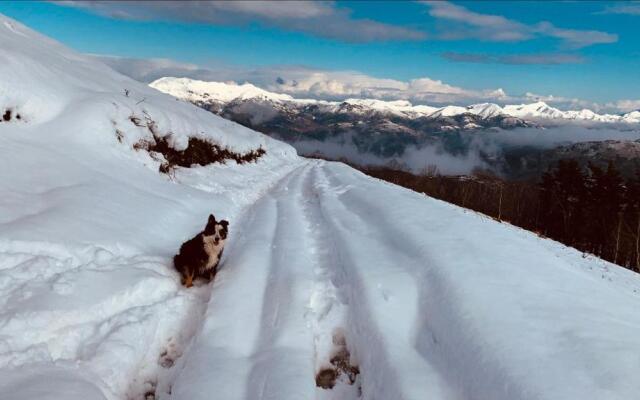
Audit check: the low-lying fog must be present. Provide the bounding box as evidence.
[290,125,640,176]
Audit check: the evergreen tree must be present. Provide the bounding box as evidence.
[539,159,586,244]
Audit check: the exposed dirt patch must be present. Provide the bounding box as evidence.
[150,136,265,173]
[316,368,338,389]
[316,332,360,389]
[128,112,266,173]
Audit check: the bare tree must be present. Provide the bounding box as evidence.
[614,212,622,265]
[636,214,640,269]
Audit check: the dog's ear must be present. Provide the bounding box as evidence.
[208,214,216,225]
[220,220,229,228]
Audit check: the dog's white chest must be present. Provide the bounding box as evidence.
[202,235,224,270]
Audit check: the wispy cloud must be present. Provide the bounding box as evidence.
[422,1,617,48]
[533,21,617,49]
[442,52,586,65]
[599,2,640,16]
[605,99,640,112]
[53,1,426,43]
[424,0,531,42]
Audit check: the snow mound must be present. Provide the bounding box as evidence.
[0,15,295,160]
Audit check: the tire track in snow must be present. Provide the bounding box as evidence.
[299,162,362,400]
[240,160,362,399]
[243,164,318,400]
[310,163,410,400]
[319,162,537,400]
[153,163,309,400]
[168,163,320,400]
[312,162,460,400]
[170,161,361,400]
[166,159,455,400]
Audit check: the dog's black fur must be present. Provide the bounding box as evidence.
[174,214,228,287]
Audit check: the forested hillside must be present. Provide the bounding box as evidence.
[363,160,640,272]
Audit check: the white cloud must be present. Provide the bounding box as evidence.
[97,54,513,104]
[422,1,617,48]
[54,1,426,43]
[442,52,586,65]
[92,55,202,81]
[524,92,602,110]
[599,3,640,16]
[423,1,531,42]
[533,21,617,49]
[270,72,486,103]
[92,54,507,104]
[92,54,635,113]
[605,99,640,113]
[55,1,618,49]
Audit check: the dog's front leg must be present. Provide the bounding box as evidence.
[182,269,195,288]
[205,266,217,282]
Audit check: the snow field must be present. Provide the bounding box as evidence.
[4,156,639,400]
[0,240,207,399]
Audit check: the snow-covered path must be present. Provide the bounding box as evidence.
[171,162,350,400]
[2,157,640,400]
[168,159,640,400]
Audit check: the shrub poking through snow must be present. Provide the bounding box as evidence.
[128,112,266,173]
[1,108,22,122]
[152,137,265,171]
[129,114,146,127]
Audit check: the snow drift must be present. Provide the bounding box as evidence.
[1,13,640,400]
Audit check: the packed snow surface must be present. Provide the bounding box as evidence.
[151,77,640,124]
[2,13,640,400]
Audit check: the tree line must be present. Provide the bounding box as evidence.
[361,160,640,273]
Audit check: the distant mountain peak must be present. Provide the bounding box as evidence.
[150,77,640,125]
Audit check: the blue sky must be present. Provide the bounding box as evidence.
[1,1,638,111]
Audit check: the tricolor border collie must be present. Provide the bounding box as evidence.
[174,214,228,287]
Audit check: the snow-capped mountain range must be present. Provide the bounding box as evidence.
[151,77,640,125]
[149,77,640,176]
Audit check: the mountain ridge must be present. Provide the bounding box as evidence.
[151,77,640,125]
